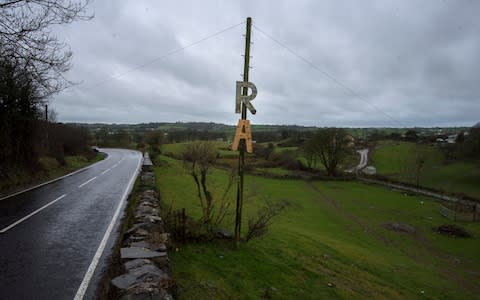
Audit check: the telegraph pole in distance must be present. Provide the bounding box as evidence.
[234,17,252,248]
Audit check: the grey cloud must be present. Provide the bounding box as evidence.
[52,0,480,127]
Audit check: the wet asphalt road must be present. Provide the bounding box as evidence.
[0,149,142,300]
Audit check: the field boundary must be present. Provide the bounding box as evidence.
[358,177,478,205]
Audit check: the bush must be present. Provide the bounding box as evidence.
[254,143,275,160]
[149,146,161,161]
[269,151,306,170]
[433,224,471,238]
[38,157,60,170]
[277,138,304,147]
[246,200,291,242]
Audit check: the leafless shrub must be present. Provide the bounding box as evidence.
[182,141,236,226]
[245,199,291,242]
[213,167,236,226]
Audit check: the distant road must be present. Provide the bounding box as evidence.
[356,149,369,170]
[0,149,142,299]
[345,148,369,173]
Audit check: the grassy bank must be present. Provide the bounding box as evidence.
[372,140,480,199]
[0,153,104,196]
[155,154,480,299]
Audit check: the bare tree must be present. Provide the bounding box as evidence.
[144,130,165,153]
[182,141,235,225]
[303,143,317,168]
[0,0,93,96]
[0,0,92,174]
[304,128,350,176]
[213,167,236,226]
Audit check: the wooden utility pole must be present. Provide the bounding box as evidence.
[234,17,252,247]
[45,104,49,153]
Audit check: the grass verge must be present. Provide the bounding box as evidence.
[0,153,104,197]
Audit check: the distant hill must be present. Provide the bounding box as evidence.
[69,122,318,133]
[68,121,470,140]
[473,122,480,128]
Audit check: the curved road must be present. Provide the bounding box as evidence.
[356,149,369,170]
[345,148,369,173]
[0,149,142,299]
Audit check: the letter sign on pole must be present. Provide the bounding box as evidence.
[231,119,253,153]
[235,81,257,114]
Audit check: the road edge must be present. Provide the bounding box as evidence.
[73,150,143,300]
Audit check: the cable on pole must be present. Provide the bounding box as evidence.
[253,24,406,128]
[75,21,247,91]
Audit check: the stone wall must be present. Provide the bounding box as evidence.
[109,156,175,299]
[440,204,479,222]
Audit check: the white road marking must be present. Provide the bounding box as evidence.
[78,177,97,188]
[0,194,67,233]
[74,153,142,300]
[112,157,126,167]
[101,168,111,175]
[111,163,118,169]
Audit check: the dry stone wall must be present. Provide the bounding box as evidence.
[109,154,175,299]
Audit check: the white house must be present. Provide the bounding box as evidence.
[447,134,457,144]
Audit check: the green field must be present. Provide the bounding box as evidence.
[372,140,480,199]
[163,141,231,156]
[155,155,480,299]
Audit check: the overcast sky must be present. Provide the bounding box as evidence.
[53,0,480,127]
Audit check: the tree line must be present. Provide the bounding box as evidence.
[0,1,93,179]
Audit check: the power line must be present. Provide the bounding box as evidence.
[253,24,405,127]
[75,21,246,91]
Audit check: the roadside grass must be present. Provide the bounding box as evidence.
[372,140,480,199]
[155,155,480,299]
[0,153,104,196]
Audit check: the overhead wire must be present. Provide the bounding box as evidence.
[70,19,407,129]
[253,24,405,128]
[73,21,246,91]
[253,24,425,179]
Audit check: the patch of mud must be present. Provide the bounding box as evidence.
[433,224,471,238]
[382,222,416,234]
